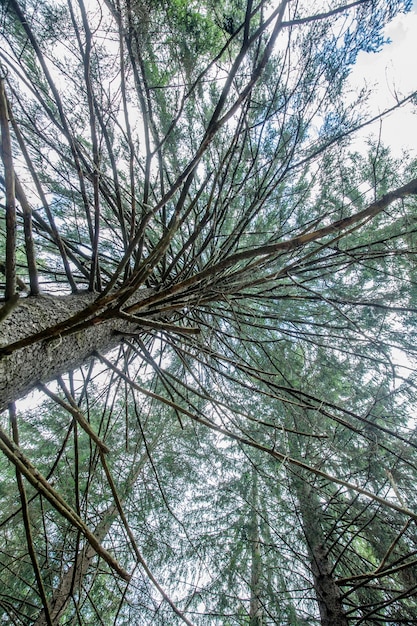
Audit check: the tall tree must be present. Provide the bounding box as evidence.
[1,0,417,623]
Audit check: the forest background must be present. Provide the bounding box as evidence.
[1,1,417,624]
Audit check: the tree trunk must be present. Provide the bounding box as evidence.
[34,509,116,626]
[295,479,348,626]
[249,466,263,626]
[0,290,151,411]
[33,430,163,625]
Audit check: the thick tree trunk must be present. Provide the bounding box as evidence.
[0,290,151,411]
[295,479,348,626]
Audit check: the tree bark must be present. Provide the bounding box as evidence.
[32,411,164,625]
[0,290,151,411]
[34,511,115,626]
[295,479,348,626]
[249,466,263,626]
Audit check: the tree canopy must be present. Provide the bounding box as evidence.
[1,0,417,624]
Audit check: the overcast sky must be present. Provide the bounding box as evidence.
[348,2,417,155]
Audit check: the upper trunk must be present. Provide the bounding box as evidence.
[0,290,152,411]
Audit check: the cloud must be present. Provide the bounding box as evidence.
[348,7,417,154]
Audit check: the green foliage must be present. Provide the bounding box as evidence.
[1,0,417,624]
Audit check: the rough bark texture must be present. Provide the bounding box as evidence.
[0,290,151,411]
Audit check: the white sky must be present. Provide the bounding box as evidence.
[7,1,417,417]
[348,2,417,155]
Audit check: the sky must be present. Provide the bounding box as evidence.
[9,1,417,411]
[348,2,417,156]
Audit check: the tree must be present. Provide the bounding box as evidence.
[1,0,417,623]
